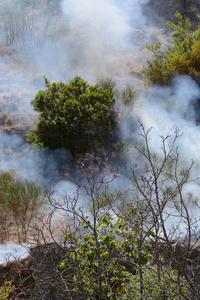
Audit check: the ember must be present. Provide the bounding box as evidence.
[64,171,70,178]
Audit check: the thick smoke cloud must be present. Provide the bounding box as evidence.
[24,0,151,81]
[129,76,200,227]
[137,76,200,166]
[60,0,149,78]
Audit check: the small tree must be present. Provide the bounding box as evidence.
[48,167,191,299]
[55,124,197,299]
[13,122,199,299]
[143,12,200,85]
[48,173,149,300]
[28,76,117,156]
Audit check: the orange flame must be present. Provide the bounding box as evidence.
[64,171,70,178]
[118,112,121,119]
[110,172,114,179]
[87,166,93,171]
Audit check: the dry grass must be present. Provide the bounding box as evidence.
[0,48,41,136]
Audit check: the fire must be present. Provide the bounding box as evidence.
[110,172,114,179]
[64,171,70,178]
[87,166,93,171]
[118,112,121,119]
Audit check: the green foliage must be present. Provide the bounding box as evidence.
[125,266,188,299]
[60,191,191,299]
[28,76,117,156]
[0,172,14,206]
[96,75,116,90]
[61,208,152,299]
[96,76,137,108]
[6,177,44,217]
[120,83,137,107]
[0,171,44,241]
[0,171,44,211]
[0,280,14,300]
[144,12,200,85]
[61,210,191,299]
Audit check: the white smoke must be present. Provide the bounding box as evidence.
[0,0,198,192]
[2,0,200,242]
[60,0,149,78]
[0,0,152,185]
[0,242,29,264]
[136,75,200,167]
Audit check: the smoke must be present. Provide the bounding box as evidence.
[0,242,29,264]
[0,0,198,182]
[136,75,200,166]
[125,75,200,234]
[14,0,151,81]
[1,0,200,242]
[0,0,152,186]
[0,0,198,191]
[60,0,150,78]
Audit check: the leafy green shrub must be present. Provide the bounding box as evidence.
[96,76,137,107]
[60,210,189,299]
[28,76,117,156]
[143,12,200,85]
[61,213,150,299]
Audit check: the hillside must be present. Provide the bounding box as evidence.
[144,0,200,24]
[1,0,200,299]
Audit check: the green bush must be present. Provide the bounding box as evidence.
[143,12,200,85]
[28,76,117,156]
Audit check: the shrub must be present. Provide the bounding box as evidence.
[28,76,117,156]
[143,12,200,85]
